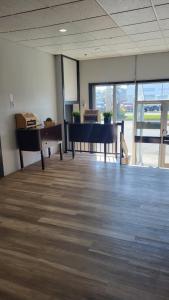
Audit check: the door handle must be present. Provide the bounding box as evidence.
[162,129,167,136]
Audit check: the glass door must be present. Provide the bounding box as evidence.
[160,102,169,168]
[135,82,169,168]
[116,84,135,159]
[135,101,169,168]
[135,101,161,167]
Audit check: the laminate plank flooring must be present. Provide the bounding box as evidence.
[0,153,169,299]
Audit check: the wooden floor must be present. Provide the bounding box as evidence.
[0,153,169,300]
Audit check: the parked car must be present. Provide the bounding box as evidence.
[144,105,161,112]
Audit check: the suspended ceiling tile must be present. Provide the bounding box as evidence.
[111,7,156,26]
[0,0,105,33]
[71,15,117,32]
[138,45,167,52]
[0,15,115,41]
[159,18,169,30]
[162,29,169,36]
[21,32,99,47]
[20,28,126,47]
[117,49,141,56]
[0,0,44,17]
[153,0,169,5]
[51,0,105,21]
[0,0,168,59]
[0,23,75,41]
[155,3,169,19]
[56,38,130,51]
[0,0,79,17]
[0,9,60,32]
[110,42,138,51]
[38,0,80,5]
[107,35,132,44]
[38,39,121,52]
[89,27,125,39]
[136,38,165,47]
[122,21,159,34]
[163,36,169,42]
[97,0,151,14]
[130,31,162,41]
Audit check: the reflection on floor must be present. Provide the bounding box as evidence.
[95,153,117,163]
[0,153,169,299]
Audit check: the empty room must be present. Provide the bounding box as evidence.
[1,0,169,299]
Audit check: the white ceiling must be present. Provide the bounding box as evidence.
[1,0,169,59]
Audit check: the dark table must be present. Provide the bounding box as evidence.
[16,124,63,170]
[69,123,117,162]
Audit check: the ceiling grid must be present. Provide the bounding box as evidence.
[0,0,169,59]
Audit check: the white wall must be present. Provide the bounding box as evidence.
[80,51,169,107]
[0,39,57,175]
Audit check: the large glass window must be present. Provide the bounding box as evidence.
[92,80,169,168]
[136,103,161,167]
[95,85,113,122]
[138,82,169,101]
[116,84,135,157]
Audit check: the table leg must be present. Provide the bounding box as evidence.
[72,142,75,159]
[19,149,24,169]
[59,143,63,160]
[120,132,122,165]
[48,147,51,158]
[104,143,106,163]
[115,140,118,159]
[41,150,45,170]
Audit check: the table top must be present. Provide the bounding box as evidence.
[69,123,116,143]
[16,123,62,131]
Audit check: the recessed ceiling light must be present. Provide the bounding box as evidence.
[59,28,67,33]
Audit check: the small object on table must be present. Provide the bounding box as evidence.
[44,117,56,128]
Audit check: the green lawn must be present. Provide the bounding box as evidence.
[125,113,161,121]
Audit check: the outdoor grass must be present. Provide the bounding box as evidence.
[125,113,161,121]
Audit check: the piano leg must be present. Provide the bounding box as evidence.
[40,150,45,170]
[59,143,63,160]
[19,149,24,169]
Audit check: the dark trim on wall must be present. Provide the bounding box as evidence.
[0,137,4,177]
[61,54,65,106]
[89,81,135,86]
[77,60,80,107]
[62,54,78,63]
[89,78,169,87]
[89,83,93,109]
[136,78,169,83]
